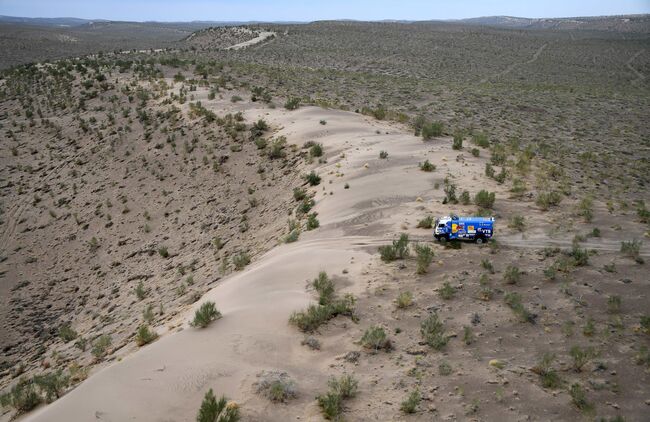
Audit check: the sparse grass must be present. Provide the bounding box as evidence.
[158,246,169,258]
[481,259,494,273]
[306,213,320,230]
[254,371,297,403]
[504,292,535,323]
[313,271,334,305]
[289,294,356,332]
[452,133,463,150]
[420,312,447,350]
[196,388,240,422]
[607,295,622,314]
[474,190,495,210]
[438,361,453,376]
[191,302,222,328]
[536,191,562,210]
[284,97,300,110]
[621,239,643,263]
[400,389,421,414]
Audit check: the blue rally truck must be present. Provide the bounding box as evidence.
[433,215,494,244]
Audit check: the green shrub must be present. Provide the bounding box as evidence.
[419,159,436,172]
[293,187,307,201]
[0,378,41,413]
[304,171,321,186]
[481,259,494,273]
[289,295,356,333]
[306,213,320,230]
[268,137,286,159]
[360,326,391,352]
[230,95,242,103]
[463,326,475,345]
[470,148,480,157]
[379,150,388,159]
[472,132,490,148]
[508,215,525,232]
[135,281,147,300]
[577,197,593,222]
[298,198,316,215]
[438,281,455,300]
[158,246,169,258]
[416,216,433,229]
[474,190,496,209]
[284,97,300,110]
[452,133,463,150]
[91,334,112,359]
[232,252,250,270]
[255,372,297,403]
[313,272,334,305]
[379,233,409,262]
[135,325,158,346]
[569,383,592,412]
[443,180,457,204]
[504,292,535,323]
[460,190,471,205]
[607,295,622,314]
[438,361,453,375]
[503,265,521,284]
[420,313,447,350]
[400,389,421,414]
[415,244,434,274]
[485,163,495,178]
[421,121,443,140]
[309,143,323,158]
[570,346,596,372]
[641,315,650,334]
[284,229,300,243]
[570,246,589,266]
[317,374,358,420]
[196,388,240,422]
[396,291,413,308]
[32,370,70,402]
[621,239,642,261]
[58,323,78,342]
[536,191,562,210]
[191,302,222,328]
[583,318,596,336]
[532,353,561,389]
[490,144,508,166]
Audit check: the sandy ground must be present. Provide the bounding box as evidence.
[17,102,650,421]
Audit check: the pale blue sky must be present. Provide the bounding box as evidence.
[1,0,648,22]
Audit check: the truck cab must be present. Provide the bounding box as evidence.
[434,214,494,244]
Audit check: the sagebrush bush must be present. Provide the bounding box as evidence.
[58,323,78,342]
[91,334,112,359]
[532,353,561,389]
[305,171,321,186]
[570,346,595,372]
[452,133,463,150]
[284,97,300,110]
[361,326,391,352]
[379,150,388,159]
[289,295,356,332]
[503,265,521,284]
[474,190,496,209]
[421,121,443,140]
[419,159,435,172]
[379,233,409,262]
[313,272,334,305]
[0,378,41,413]
[415,244,434,274]
[508,215,525,231]
[317,374,358,420]
[196,388,240,422]
[254,371,297,403]
[135,324,158,346]
[191,302,222,328]
[416,215,433,229]
[232,252,251,270]
[396,291,413,308]
[400,389,421,414]
[536,191,562,210]
[438,281,455,300]
[420,313,447,350]
[306,213,320,230]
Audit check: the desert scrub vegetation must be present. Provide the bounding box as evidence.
[620,239,643,263]
[416,215,433,229]
[418,159,435,172]
[360,326,391,352]
[415,244,434,274]
[58,323,78,342]
[379,150,389,159]
[508,215,526,232]
[503,265,521,284]
[378,233,409,262]
[232,252,251,270]
[191,302,222,328]
[91,334,112,360]
[452,133,463,150]
[504,292,535,323]
[569,383,592,413]
[400,389,421,414]
[0,370,73,413]
[289,272,356,332]
[569,345,596,372]
[396,291,413,309]
[254,371,297,403]
[438,281,455,300]
[474,190,496,210]
[304,171,321,186]
[284,97,301,110]
[536,191,562,210]
[316,374,358,421]
[196,388,240,422]
[420,121,443,140]
[135,324,158,346]
[532,353,561,389]
[420,312,448,350]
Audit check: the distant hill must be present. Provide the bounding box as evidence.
[0,15,101,27]
[455,14,650,32]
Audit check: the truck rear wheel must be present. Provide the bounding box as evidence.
[476,237,484,245]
